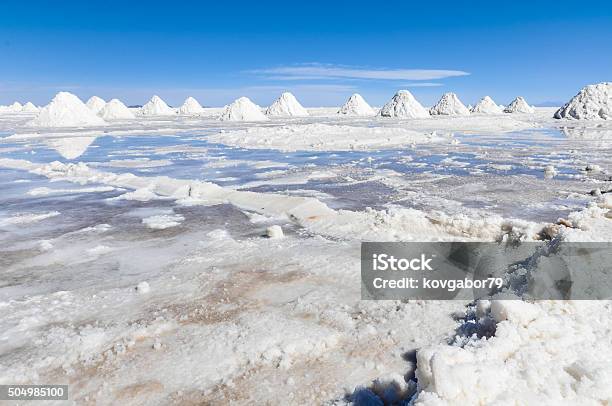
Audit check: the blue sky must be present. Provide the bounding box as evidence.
[1,1,611,107]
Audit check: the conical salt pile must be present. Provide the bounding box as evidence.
[265,92,309,117]
[219,97,268,121]
[98,99,135,120]
[378,90,429,118]
[178,97,205,115]
[338,93,375,116]
[21,102,39,113]
[504,97,535,113]
[139,95,176,116]
[471,96,503,114]
[0,102,23,113]
[9,102,23,112]
[28,92,107,127]
[86,96,106,114]
[429,92,470,116]
[554,82,611,120]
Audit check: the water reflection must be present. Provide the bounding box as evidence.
[561,125,612,142]
[45,135,97,160]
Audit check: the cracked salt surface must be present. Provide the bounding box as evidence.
[0,110,611,404]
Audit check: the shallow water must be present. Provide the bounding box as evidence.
[1,125,610,224]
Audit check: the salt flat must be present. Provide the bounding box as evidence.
[0,106,611,405]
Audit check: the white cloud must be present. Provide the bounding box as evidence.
[249,63,469,81]
[240,84,356,93]
[401,82,444,87]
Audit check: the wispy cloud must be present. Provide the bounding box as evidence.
[239,84,356,93]
[248,63,469,81]
[401,82,444,87]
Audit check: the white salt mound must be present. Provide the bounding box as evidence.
[543,165,557,179]
[337,93,375,116]
[585,164,602,173]
[554,82,612,120]
[135,281,150,294]
[28,92,107,128]
[178,96,205,115]
[471,96,503,114]
[266,225,284,239]
[0,102,23,113]
[430,92,470,116]
[219,97,268,121]
[139,95,176,116]
[142,214,184,230]
[21,102,39,113]
[504,97,535,113]
[378,90,430,118]
[86,96,106,114]
[98,99,135,120]
[9,102,23,111]
[265,92,309,117]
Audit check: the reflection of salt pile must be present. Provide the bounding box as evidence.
[554,82,611,120]
[21,102,39,113]
[46,136,97,160]
[98,99,135,120]
[139,95,176,116]
[28,92,107,127]
[265,92,309,117]
[178,97,205,115]
[338,93,375,116]
[504,97,535,113]
[219,97,268,121]
[430,92,470,116]
[471,96,503,114]
[378,90,429,118]
[86,96,106,114]
[561,126,612,140]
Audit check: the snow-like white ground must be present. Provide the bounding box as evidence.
[0,106,611,405]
